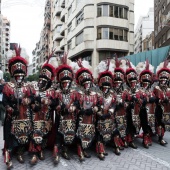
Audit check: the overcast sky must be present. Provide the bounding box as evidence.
[1,0,154,62]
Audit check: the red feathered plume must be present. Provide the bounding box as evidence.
[14,44,21,56]
[164,59,169,68]
[41,49,56,80]
[126,59,132,68]
[61,52,68,65]
[145,59,149,70]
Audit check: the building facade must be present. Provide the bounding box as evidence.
[51,0,134,69]
[142,31,154,52]
[134,8,154,54]
[0,15,10,72]
[154,0,170,49]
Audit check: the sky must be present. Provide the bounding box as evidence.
[1,0,154,63]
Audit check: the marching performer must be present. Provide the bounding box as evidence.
[3,45,32,169]
[29,55,57,165]
[112,58,128,150]
[122,60,141,149]
[95,59,118,160]
[153,60,170,146]
[53,53,77,164]
[136,60,155,148]
[75,59,98,161]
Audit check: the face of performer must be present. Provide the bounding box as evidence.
[141,73,152,89]
[14,75,24,83]
[83,81,91,91]
[61,80,71,91]
[113,72,124,90]
[127,71,137,89]
[38,78,48,91]
[159,71,169,86]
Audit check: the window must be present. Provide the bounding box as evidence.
[124,30,128,41]
[103,5,109,16]
[76,32,83,45]
[158,38,161,47]
[68,40,72,50]
[76,11,84,25]
[124,8,128,19]
[97,6,102,17]
[109,6,113,17]
[97,4,128,19]
[56,25,61,33]
[162,33,166,43]
[167,29,170,40]
[97,27,128,41]
[68,22,72,33]
[109,28,114,39]
[119,29,123,41]
[114,28,119,40]
[114,6,119,18]
[68,6,72,17]
[103,28,109,39]
[97,28,102,39]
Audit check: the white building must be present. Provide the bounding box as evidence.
[134,8,154,54]
[52,0,134,69]
[0,15,10,72]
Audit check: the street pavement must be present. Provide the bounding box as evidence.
[0,125,170,170]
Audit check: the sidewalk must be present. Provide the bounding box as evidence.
[0,126,170,170]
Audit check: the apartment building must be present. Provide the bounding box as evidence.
[51,0,134,69]
[0,15,10,72]
[32,0,52,70]
[154,0,170,48]
[134,8,154,54]
[142,31,154,51]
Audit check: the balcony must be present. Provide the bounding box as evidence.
[60,38,66,49]
[60,0,65,8]
[68,41,94,59]
[44,18,50,26]
[54,6,62,16]
[60,23,66,36]
[55,46,64,53]
[96,40,129,51]
[53,32,63,41]
[60,8,66,22]
[96,17,128,29]
[53,19,63,29]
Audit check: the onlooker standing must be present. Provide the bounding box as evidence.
[0,78,5,126]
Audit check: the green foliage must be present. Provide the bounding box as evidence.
[26,73,39,82]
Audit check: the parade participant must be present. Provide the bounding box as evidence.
[95,59,119,160]
[28,54,57,165]
[112,58,128,150]
[75,59,98,161]
[2,45,31,169]
[54,53,77,164]
[122,59,141,149]
[136,60,155,148]
[153,60,170,146]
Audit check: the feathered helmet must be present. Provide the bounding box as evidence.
[156,60,170,81]
[75,59,93,86]
[8,45,27,77]
[39,52,56,81]
[113,56,125,82]
[97,59,113,88]
[136,60,154,83]
[125,59,138,84]
[56,52,73,82]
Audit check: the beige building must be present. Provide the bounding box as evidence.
[142,31,154,52]
[52,0,134,69]
[0,15,10,72]
[33,0,134,71]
